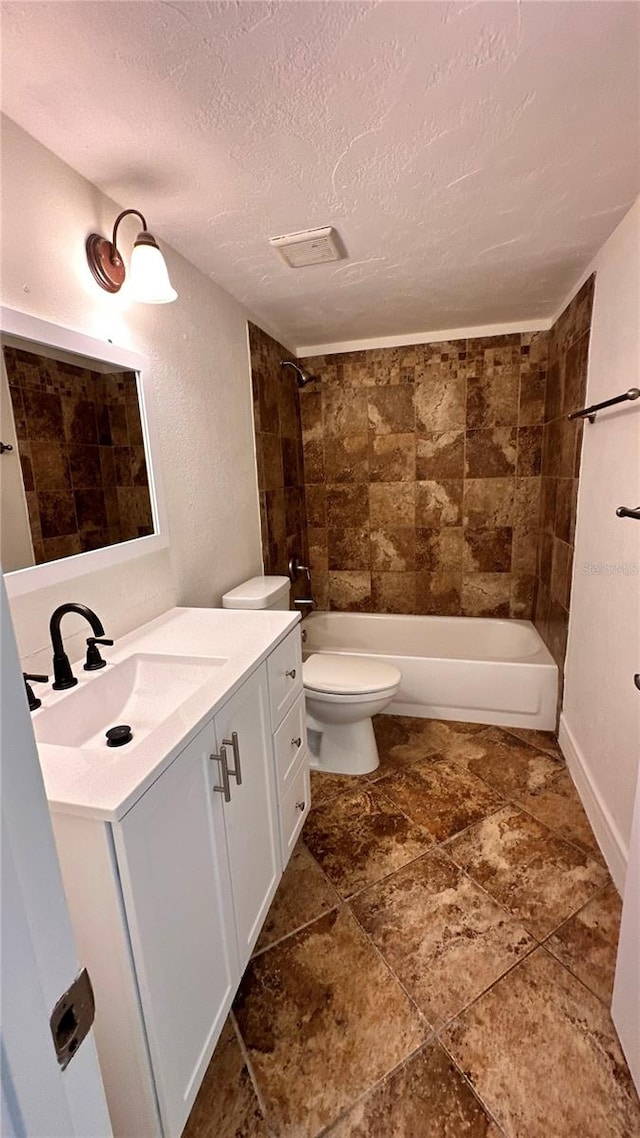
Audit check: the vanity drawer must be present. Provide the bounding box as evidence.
[279,761,310,866]
[267,629,303,726]
[273,693,307,792]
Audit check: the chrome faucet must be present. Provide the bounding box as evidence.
[294,598,315,616]
[49,604,110,690]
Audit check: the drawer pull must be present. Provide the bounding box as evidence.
[296,800,306,812]
[291,736,302,748]
[223,731,242,785]
[285,668,297,680]
[210,747,231,803]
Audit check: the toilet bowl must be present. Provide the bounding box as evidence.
[303,653,401,775]
[221,575,401,776]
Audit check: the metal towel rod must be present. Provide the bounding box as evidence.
[568,387,640,423]
[616,505,640,521]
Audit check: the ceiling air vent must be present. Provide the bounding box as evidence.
[269,226,343,268]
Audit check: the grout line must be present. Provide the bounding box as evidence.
[346,900,434,1034]
[512,797,609,870]
[249,898,341,960]
[312,1038,435,1138]
[434,936,541,1040]
[537,928,620,1011]
[229,1009,273,1131]
[500,723,563,760]
[437,1032,510,1136]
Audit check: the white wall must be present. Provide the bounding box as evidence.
[561,199,640,889]
[1,117,268,673]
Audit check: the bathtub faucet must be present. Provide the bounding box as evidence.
[294,598,315,617]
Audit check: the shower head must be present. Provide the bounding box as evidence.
[280,360,319,388]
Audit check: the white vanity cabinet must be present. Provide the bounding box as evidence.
[49,622,308,1138]
[114,720,239,1138]
[211,663,280,961]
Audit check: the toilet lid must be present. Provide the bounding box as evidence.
[303,653,401,695]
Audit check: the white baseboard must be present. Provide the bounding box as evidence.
[558,714,628,893]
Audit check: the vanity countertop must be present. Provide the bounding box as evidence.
[34,606,300,823]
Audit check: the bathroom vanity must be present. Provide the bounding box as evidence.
[33,606,308,1138]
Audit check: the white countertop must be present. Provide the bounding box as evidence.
[35,606,300,823]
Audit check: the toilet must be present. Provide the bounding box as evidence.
[221,575,401,776]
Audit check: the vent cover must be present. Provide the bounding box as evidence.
[269,226,342,268]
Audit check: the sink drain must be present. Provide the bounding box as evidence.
[105,725,133,747]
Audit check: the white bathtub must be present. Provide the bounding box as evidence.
[302,612,558,730]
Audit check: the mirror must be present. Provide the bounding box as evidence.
[0,307,168,597]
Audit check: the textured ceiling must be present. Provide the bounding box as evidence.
[1,1,639,349]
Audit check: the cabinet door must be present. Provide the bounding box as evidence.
[214,664,280,964]
[114,722,239,1138]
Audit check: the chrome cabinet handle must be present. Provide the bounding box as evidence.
[296,800,306,812]
[222,731,242,785]
[285,668,296,679]
[291,736,302,748]
[210,746,231,802]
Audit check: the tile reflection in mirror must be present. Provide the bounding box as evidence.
[1,339,154,571]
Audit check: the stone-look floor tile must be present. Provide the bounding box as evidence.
[253,841,338,955]
[368,714,443,779]
[310,768,365,805]
[183,1017,269,1138]
[443,948,640,1138]
[516,768,605,861]
[233,907,426,1138]
[325,1041,500,1137]
[400,717,486,753]
[351,849,533,1029]
[447,805,609,938]
[380,756,504,843]
[303,785,432,898]
[445,726,563,798]
[545,884,622,1004]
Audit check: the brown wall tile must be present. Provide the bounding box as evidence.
[4,348,151,561]
[248,324,309,585]
[415,570,462,616]
[369,434,416,482]
[297,332,552,617]
[370,482,415,527]
[324,435,369,483]
[465,427,517,478]
[534,276,594,675]
[371,571,417,614]
[416,430,465,480]
[258,300,594,628]
[371,527,416,572]
[463,529,512,573]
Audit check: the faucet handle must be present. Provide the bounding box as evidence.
[84,637,114,672]
[23,672,49,712]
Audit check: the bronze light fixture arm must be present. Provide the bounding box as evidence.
[111,208,148,257]
[86,207,174,299]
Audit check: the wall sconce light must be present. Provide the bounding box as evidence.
[86,209,177,304]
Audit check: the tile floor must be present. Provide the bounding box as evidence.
[183,716,640,1138]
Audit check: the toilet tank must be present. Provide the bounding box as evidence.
[221,575,291,611]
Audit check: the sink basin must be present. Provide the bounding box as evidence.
[34,653,227,752]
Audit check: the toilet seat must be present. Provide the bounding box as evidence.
[303,653,401,697]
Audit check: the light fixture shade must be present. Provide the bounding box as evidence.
[128,233,178,304]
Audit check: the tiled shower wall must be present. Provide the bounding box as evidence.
[4,347,153,564]
[298,334,548,618]
[250,278,593,671]
[249,323,309,596]
[534,276,595,669]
